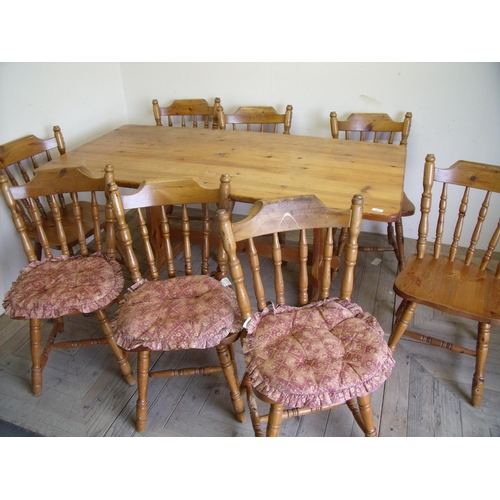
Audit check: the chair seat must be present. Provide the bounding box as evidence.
[394,254,500,324]
[3,253,124,319]
[243,298,395,409]
[112,275,242,351]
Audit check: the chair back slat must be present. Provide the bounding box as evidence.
[48,194,70,256]
[417,156,500,272]
[217,194,364,324]
[218,105,293,134]
[1,165,111,263]
[1,176,38,261]
[1,128,106,259]
[481,219,500,272]
[465,191,491,265]
[137,206,158,280]
[109,174,231,283]
[0,129,67,219]
[152,98,221,129]
[330,112,412,145]
[154,205,173,278]
[449,186,469,262]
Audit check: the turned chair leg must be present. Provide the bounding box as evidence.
[136,350,150,432]
[472,323,491,407]
[394,220,405,272]
[95,309,136,386]
[29,318,43,396]
[357,395,377,437]
[388,300,417,352]
[241,372,265,436]
[266,403,284,437]
[216,344,246,423]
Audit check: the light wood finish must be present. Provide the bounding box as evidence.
[389,155,500,408]
[216,193,384,437]
[2,229,499,436]
[218,104,293,134]
[0,165,135,396]
[39,125,407,296]
[0,127,106,259]
[40,125,405,222]
[152,98,221,128]
[217,103,293,245]
[330,112,414,271]
[108,173,246,432]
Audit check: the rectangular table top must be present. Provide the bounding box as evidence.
[42,125,407,222]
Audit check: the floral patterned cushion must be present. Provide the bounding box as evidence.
[112,275,242,351]
[3,253,124,319]
[243,298,395,409]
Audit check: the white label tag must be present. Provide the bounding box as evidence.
[243,318,251,329]
[220,277,231,287]
[371,207,384,213]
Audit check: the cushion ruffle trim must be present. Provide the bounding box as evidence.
[3,252,124,319]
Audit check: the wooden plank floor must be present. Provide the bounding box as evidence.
[1,229,499,437]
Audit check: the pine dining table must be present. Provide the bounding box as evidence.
[41,124,407,298]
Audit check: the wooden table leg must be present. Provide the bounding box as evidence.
[312,228,326,301]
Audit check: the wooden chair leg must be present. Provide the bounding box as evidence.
[357,394,377,437]
[266,403,284,437]
[94,309,136,386]
[394,220,405,271]
[216,344,246,423]
[472,323,491,407]
[29,318,43,396]
[241,372,265,436]
[388,300,417,351]
[393,298,408,327]
[227,342,238,380]
[136,350,150,432]
[387,221,396,250]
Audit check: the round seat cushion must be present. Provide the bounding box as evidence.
[243,298,395,409]
[112,275,242,351]
[3,253,124,319]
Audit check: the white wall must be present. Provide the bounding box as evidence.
[121,61,500,238]
[0,63,128,313]
[1,62,499,314]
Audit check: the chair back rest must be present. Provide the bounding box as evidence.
[218,105,293,134]
[330,112,412,145]
[0,127,67,225]
[108,174,231,283]
[0,165,113,263]
[152,98,221,128]
[217,194,364,324]
[417,155,500,276]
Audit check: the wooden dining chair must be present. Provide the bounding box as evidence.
[218,104,293,134]
[217,194,395,436]
[0,165,135,396]
[0,127,107,260]
[330,111,414,271]
[389,155,500,408]
[152,98,221,129]
[108,172,246,432]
